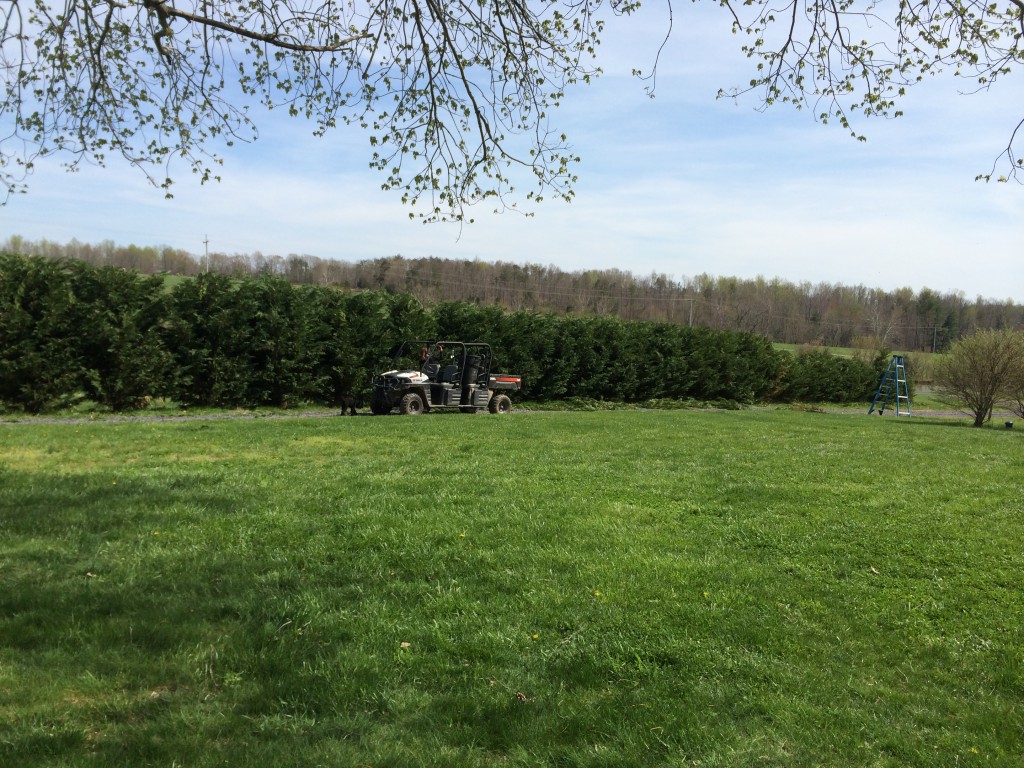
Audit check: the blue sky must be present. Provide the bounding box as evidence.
[4,4,1023,301]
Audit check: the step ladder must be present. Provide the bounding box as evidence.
[869,355,911,417]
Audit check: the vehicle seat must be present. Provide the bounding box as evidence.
[440,364,459,383]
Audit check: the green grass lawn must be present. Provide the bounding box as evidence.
[1,410,1021,766]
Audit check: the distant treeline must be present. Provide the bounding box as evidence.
[5,235,1021,353]
[0,254,888,413]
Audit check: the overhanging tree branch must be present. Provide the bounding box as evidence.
[142,0,372,52]
[1,0,1022,219]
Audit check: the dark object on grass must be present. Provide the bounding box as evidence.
[1006,421,1014,430]
[339,396,363,416]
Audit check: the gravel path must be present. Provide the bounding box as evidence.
[1,405,1017,426]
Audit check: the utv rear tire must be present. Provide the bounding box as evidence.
[399,393,424,415]
[488,394,512,414]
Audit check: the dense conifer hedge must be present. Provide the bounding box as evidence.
[0,254,886,412]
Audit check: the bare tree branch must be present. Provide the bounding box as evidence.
[143,0,372,52]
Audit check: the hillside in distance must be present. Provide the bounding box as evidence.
[4,235,1020,352]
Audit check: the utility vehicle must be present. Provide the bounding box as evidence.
[370,341,521,415]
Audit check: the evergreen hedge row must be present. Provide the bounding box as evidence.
[0,254,886,412]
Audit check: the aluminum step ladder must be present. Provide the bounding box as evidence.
[869,355,911,417]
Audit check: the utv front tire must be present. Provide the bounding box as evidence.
[399,393,425,415]
[488,394,512,414]
[370,393,391,415]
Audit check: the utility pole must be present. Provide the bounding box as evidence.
[203,235,209,273]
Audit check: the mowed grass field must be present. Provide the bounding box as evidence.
[1,410,1021,767]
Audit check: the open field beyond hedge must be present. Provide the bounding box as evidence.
[1,410,1021,766]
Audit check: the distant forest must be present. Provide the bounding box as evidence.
[5,235,1021,352]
